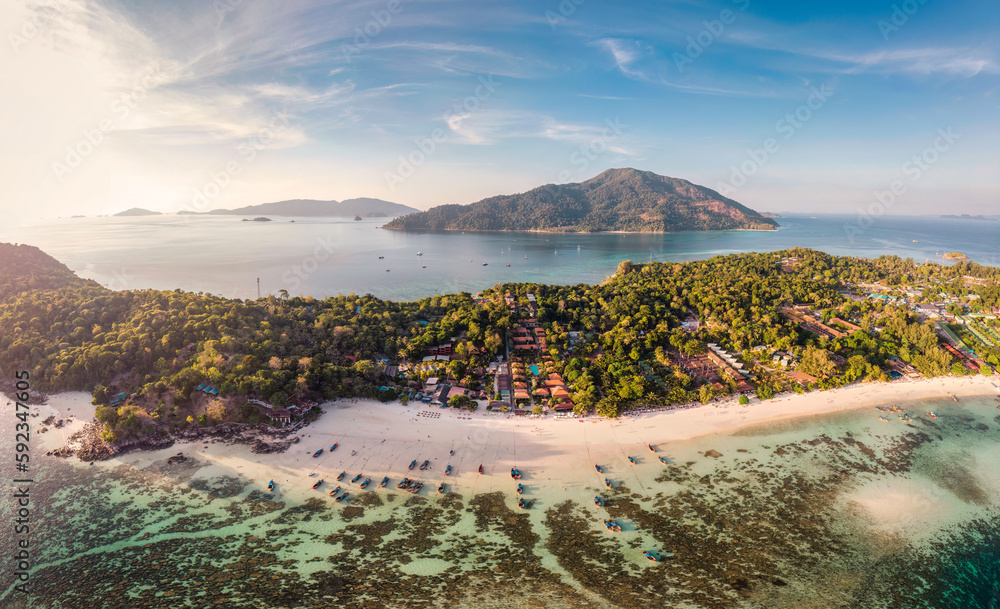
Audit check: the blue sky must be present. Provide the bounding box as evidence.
[2,0,997,220]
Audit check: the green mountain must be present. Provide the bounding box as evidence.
[198,198,418,218]
[383,168,778,232]
[0,243,98,299]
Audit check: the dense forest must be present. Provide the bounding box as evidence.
[384,168,779,233]
[1,243,996,444]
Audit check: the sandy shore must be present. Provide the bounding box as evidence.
[9,375,998,503]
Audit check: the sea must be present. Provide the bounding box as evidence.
[1,394,1000,608]
[5,213,999,301]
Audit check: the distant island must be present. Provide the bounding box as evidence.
[760,212,782,218]
[182,198,419,218]
[383,168,778,233]
[241,217,272,222]
[941,214,997,222]
[114,208,162,217]
[943,252,970,260]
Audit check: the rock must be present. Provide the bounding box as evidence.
[704,449,723,459]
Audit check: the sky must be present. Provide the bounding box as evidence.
[1,0,998,222]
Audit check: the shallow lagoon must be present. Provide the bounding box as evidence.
[3,394,999,608]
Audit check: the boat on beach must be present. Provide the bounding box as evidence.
[380,476,389,487]
[419,460,430,470]
[517,483,523,495]
[328,485,341,496]
[658,456,667,464]
[409,460,417,470]
[408,482,423,494]
[351,473,363,483]
[518,498,526,509]
[627,456,636,465]
[927,412,938,419]
[648,444,655,452]
[478,464,483,474]
[445,465,452,475]
[360,478,371,489]
[878,416,890,422]
[397,477,410,489]
[335,492,349,503]
[311,479,323,490]
[510,467,521,479]
[330,443,338,451]
[267,480,274,491]
[644,551,657,562]
[604,520,622,533]
[594,496,601,507]
[595,464,603,473]
[438,483,445,494]
[313,449,323,458]
[605,478,612,488]
[337,471,346,481]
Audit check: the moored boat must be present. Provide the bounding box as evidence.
[337,471,346,481]
[518,498,526,509]
[328,486,341,496]
[335,492,349,503]
[351,473,363,483]
[313,449,323,458]
[927,412,938,419]
[267,480,274,491]
[878,416,890,422]
[478,464,484,474]
[644,551,657,562]
[438,483,445,494]
[360,478,371,489]
[380,476,389,487]
[605,478,612,488]
[331,443,338,451]
[397,477,410,489]
[517,483,523,495]
[594,496,601,507]
[648,444,655,452]
[419,460,430,470]
[627,456,636,465]
[595,464,603,473]
[659,456,667,464]
[311,479,324,490]
[445,465,452,476]
[409,460,417,470]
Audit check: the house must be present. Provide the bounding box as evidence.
[263,408,292,424]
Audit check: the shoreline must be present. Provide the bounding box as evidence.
[14,375,997,502]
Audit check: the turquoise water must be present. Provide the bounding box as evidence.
[9,213,999,301]
[3,394,1000,607]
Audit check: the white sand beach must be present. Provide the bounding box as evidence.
[14,375,999,505]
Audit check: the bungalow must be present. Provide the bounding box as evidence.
[263,408,292,424]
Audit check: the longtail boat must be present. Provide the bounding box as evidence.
[409,460,417,470]
[267,480,274,491]
[445,465,452,476]
[313,449,323,458]
[351,473,363,483]
[627,456,636,465]
[311,479,323,490]
[659,456,667,464]
[605,478,612,488]
[644,551,657,562]
[518,498,526,509]
[336,471,346,481]
[330,443,338,451]
[595,464,603,473]
[360,478,371,489]
[397,477,410,489]
[517,483,523,495]
[648,444,655,453]
[328,486,341,496]
[479,464,483,474]
[335,492,349,503]
[380,477,389,488]
[438,483,445,494]
[419,460,430,470]
[594,496,601,507]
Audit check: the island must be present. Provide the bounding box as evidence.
[354,215,363,221]
[113,207,163,217]
[943,252,970,260]
[383,168,778,233]
[241,217,272,222]
[2,241,997,461]
[185,198,419,218]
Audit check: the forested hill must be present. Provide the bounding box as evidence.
[383,168,779,232]
[0,243,98,299]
